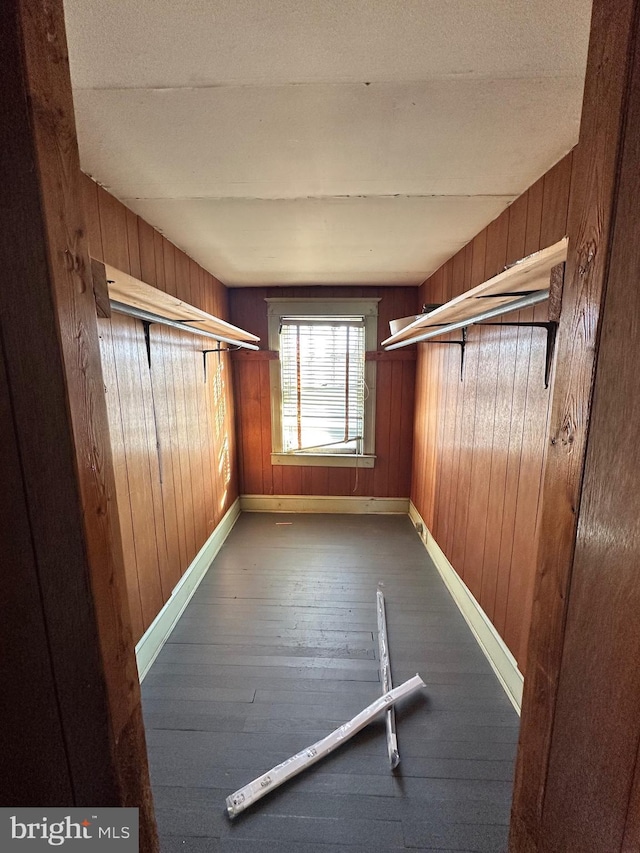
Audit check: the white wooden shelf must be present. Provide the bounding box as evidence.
[383,238,567,350]
[105,263,260,350]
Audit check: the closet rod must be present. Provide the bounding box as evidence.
[384,290,548,351]
[110,301,260,351]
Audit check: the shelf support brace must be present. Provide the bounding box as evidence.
[419,327,467,381]
[202,346,241,381]
[480,321,558,388]
[142,320,152,369]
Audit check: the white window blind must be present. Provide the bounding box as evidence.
[280,316,366,454]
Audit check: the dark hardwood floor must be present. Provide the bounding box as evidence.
[141,512,518,852]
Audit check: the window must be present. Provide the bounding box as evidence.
[267,299,379,468]
[280,316,365,454]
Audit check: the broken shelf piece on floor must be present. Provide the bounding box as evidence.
[377,584,400,769]
[225,673,426,819]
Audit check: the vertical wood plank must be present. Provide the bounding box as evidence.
[126,209,141,280]
[479,321,518,622]
[221,352,239,513]
[150,231,166,292]
[511,1,640,847]
[524,177,544,257]
[171,333,198,558]
[444,249,467,559]
[97,185,130,274]
[155,326,189,577]
[153,231,166,292]
[0,2,157,842]
[492,320,533,637]
[0,345,73,805]
[138,218,156,286]
[259,358,274,495]
[80,173,104,262]
[111,317,164,627]
[539,152,573,248]
[163,239,177,297]
[506,193,528,265]
[387,359,404,497]
[175,251,191,304]
[398,358,416,499]
[194,344,216,537]
[135,327,173,602]
[97,318,144,642]
[542,39,640,847]
[373,360,392,496]
[239,360,264,495]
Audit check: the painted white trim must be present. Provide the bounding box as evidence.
[271,452,376,468]
[135,498,241,681]
[240,495,409,514]
[266,299,378,459]
[408,501,523,714]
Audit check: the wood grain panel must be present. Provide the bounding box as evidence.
[412,152,574,669]
[238,359,265,495]
[152,326,188,578]
[229,286,418,498]
[80,172,103,261]
[138,218,156,286]
[442,249,467,560]
[163,238,177,297]
[110,317,165,625]
[85,176,240,644]
[151,231,165,293]
[97,318,144,641]
[259,358,274,495]
[126,209,141,280]
[196,349,216,537]
[540,152,573,249]
[138,331,177,598]
[432,264,453,547]
[0,344,73,805]
[98,184,130,273]
[503,328,549,661]
[220,351,238,514]
[1,1,156,837]
[205,353,221,521]
[479,323,518,622]
[506,193,528,266]
[373,360,392,495]
[512,2,640,848]
[175,251,191,305]
[387,359,404,497]
[492,320,533,637]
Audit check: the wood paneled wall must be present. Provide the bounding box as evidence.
[81,175,238,643]
[512,2,640,847]
[2,1,156,840]
[229,286,418,497]
[411,153,573,671]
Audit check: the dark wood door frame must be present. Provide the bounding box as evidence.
[511,0,640,849]
[0,2,157,849]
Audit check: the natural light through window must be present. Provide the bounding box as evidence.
[267,297,379,468]
[280,316,366,455]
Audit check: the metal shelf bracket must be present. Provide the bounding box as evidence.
[479,321,558,388]
[202,346,241,381]
[419,327,467,381]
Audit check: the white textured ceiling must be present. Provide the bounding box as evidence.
[64,0,591,287]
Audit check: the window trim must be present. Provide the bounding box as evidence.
[266,298,379,468]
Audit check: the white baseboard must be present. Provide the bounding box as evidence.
[135,497,241,681]
[409,501,523,714]
[240,495,409,514]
